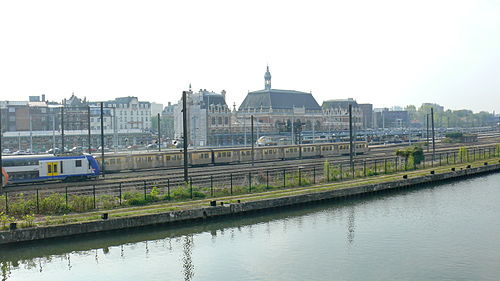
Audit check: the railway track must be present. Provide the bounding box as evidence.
[4,136,498,193]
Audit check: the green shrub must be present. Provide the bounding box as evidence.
[22,214,35,228]
[40,194,70,215]
[99,195,119,209]
[458,147,469,162]
[0,212,14,230]
[70,195,94,212]
[123,192,141,200]
[126,197,148,206]
[170,185,206,200]
[8,194,36,216]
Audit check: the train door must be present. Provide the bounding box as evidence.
[47,162,59,176]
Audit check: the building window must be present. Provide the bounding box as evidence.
[224,117,228,125]
[212,117,216,125]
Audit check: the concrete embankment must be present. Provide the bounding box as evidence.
[1,162,499,245]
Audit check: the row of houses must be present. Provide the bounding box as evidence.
[0,95,153,152]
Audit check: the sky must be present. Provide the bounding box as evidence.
[1,0,499,113]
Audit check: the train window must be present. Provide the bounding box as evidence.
[76,160,82,167]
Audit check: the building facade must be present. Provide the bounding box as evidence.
[322,98,363,131]
[174,88,232,147]
[236,66,323,144]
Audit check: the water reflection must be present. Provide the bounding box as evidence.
[1,200,365,281]
[182,235,194,281]
[1,174,499,281]
[347,206,356,244]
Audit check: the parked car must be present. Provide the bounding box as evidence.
[69,146,84,153]
[12,150,28,155]
[45,148,61,154]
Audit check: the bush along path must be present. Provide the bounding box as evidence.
[1,154,499,232]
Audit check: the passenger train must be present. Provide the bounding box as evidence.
[96,141,369,172]
[1,141,367,185]
[1,154,100,186]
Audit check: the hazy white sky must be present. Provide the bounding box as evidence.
[1,0,499,113]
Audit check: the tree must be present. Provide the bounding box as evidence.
[396,145,424,169]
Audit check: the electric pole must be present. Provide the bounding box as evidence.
[182,91,189,182]
[349,104,354,177]
[251,115,254,166]
[431,108,435,162]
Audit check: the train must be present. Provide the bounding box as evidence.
[0,141,368,185]
[1,154,100,186]
[96,141,369,172]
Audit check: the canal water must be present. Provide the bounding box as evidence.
[1,173,499,281]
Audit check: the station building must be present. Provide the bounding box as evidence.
[235,66,323,144]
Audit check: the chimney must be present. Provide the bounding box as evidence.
[221,90,226,100]
[42,94,45,102]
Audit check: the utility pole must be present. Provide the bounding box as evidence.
[100,102,105,178]
[61,106,65,153]
[87,105,91,154]
[157,113,161,152]
[431,108,435,162]
[291,109,295,145]
[349,104,354,176]
[251,115,254,166]
[182,91,189,182]
[29,106,33,153]
[52,114,56,152]
[426,113,430,153]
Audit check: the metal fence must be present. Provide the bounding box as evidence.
[1,146,499,216]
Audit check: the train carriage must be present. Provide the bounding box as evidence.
[301,145,319,158]
[92,141,368,172]
[2,154,100,185]
[283,146,300,159]
[261,147,280,161]
[212,148,238,164]
[190,150,212,166]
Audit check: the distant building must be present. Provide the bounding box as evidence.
[359,103,373,129]
[322,98,363,130]
[174,88,232,147]
[237,66,323,143]
[150,102,164,117]
[373,108,409,128]
[90,96,151,131]
[161,102,176,140]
